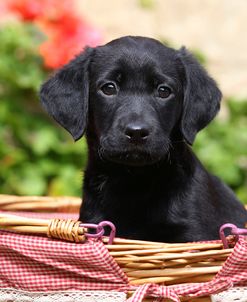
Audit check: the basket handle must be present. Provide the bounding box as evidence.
[220,223,247,248]
[81,221,116,244]
[0,213,116,244]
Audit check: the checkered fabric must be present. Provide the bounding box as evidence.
[0,212,247,301]
[0,230,128,292]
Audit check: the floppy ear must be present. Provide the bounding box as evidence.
[177,47,222,145]
[40,47,94,141]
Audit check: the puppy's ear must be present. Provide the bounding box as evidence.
[40,47,94,141]
[177,47,222,145]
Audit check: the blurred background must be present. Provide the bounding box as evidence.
[0,0,246,203]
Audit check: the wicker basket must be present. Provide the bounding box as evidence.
[0,194,246,302]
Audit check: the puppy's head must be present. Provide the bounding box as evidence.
[40,36,221,166]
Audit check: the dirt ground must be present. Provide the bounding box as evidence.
[78,0,247,99]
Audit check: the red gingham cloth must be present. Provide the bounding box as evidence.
[0,230,129,292]
[0,213,247,301]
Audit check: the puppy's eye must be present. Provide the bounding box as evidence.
[158,85,172,99]
[101,83,117,96]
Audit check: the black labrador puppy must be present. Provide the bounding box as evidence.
[40,36,247,242]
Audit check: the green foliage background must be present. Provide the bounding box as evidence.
[0,22,87,196]
[0,22,246,202]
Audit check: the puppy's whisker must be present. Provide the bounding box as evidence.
[97,146,106,162]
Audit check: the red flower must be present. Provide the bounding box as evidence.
[38,11,102,69]
[7,0,44,21]
[7,0,75,21]
[5,0,103,69]
[39,26,102,69]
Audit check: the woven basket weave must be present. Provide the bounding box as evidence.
[0,194,246,302]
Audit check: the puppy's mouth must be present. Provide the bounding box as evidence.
[99,149,165,166]
[98,135,171,166]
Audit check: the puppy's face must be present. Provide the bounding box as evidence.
[89,38,184,165]
[40,36,222,167]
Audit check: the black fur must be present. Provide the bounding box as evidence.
[40,36,247,242]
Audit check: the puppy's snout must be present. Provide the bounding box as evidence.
[124,123,150,143]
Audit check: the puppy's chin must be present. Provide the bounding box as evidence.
[100,150,165,167]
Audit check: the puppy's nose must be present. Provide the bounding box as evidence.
[124,124,150,143]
